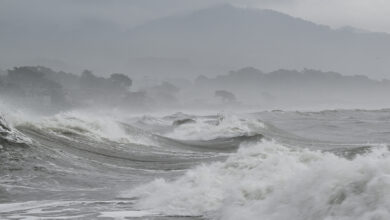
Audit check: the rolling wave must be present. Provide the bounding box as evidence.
[2,110,390,219]
[125,140,390,220]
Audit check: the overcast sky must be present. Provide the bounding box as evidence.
[1,0,390,33]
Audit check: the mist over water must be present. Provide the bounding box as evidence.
[2,1,390,220]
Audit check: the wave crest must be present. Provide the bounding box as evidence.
[166,113,265,141]
[125,140,390,220]
[0,115,31,145]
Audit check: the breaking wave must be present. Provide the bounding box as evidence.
[0,115,31,145]
[166,113,265,141]
[3,109,390,219]
[126,140,390,220]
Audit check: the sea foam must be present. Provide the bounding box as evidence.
[166,113,265,141]
[125,140,390,220]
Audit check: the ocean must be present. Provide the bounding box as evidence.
[1,109,390,219]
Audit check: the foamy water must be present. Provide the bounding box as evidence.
[2,109,390,219]
[166,113,265,141]
[126,140,390,220]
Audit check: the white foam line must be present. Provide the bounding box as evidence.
[0,200,133,213]
[0,201,73,213]
[99,210,156,219]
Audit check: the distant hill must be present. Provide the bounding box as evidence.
[127,4,390,78]
[2,4,390,78]
[188,67,390,109]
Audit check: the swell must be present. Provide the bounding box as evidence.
[2,110,380,175]
[2,111,376,176]
[16,124,221,171]
[2,110,390,219]
[170,134,264,152]
[120,122,264,153]
[0,112,269,204]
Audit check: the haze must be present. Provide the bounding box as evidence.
[1,0,390,113]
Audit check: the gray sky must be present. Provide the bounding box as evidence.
[1,0,389,33]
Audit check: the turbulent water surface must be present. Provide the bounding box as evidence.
[1,109,390,219]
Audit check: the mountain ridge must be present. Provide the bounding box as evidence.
[125,4,390,79]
